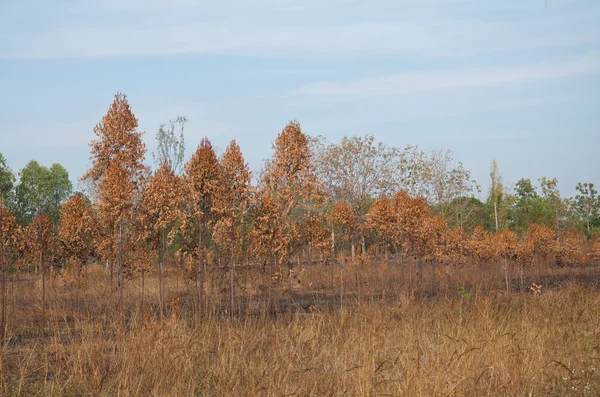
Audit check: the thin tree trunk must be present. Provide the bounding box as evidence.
[140,268,145,322]
[331,229,335,264]
[159,232,164,321]
[504,260,509,292]
[41,250,45,324]
[75,262,80,321]
[197,219,204,323]
[494,202,499,233]
[361,235,366,259]
[118,220,123,323]
[381,267,385,301]
[340,265,344,311]
[230,225,235,318]
[0,199,5,345]
[268,253,274,315]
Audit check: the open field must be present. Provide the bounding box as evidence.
[1,261,600,396]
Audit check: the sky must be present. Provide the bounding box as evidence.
[1,0,599,198]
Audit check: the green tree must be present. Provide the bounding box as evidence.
[573,182,599,232]
[539,177,568,235]
[15,160,72,225]
[510,178,553,234]
[0,153,16,207]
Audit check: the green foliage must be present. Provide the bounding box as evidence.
[15,160,72,225]
[573,182,600,232]
[457,285,471,299]
[514,178,538,200]
[443,196,487,232]
[510,178,555,234]
[0,152,16,207]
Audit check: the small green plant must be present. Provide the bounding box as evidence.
[458,285,471,299]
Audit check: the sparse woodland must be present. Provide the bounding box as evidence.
[1,93,600,395]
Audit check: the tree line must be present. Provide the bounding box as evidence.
[1,92,599,319]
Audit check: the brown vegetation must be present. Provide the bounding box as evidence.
[1,263,600,396]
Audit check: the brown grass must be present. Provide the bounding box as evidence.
[1,262,600,396]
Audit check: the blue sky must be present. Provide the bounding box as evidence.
[1,0,599,198]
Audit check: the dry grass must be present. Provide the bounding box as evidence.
[1,263,600,396]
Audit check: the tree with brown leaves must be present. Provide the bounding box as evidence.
[141,162,182,319]
[26,213,56,322]
[1,205,21,344]
[182,138,221,321]
[260,120,320,266]
[330,201,357,263]
[58,193,96,316]
[526,223,556,267]
[82,92,148,316]
[366,195,396,261]
[214,140,251,315]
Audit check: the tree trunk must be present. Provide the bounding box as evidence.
[0,200,5,345]
[197,219,204,323]
[340,265,344,311]
[494,202,499,233]
[158,231,164,321]
[230,225,235,318]
[41,250,45,324]
[331,229,335,264]
[75,262,81,320]
[140,268,145,322]
[118,220,124,324]
[504,260,509,292]
[268,253,274,315]
[361,235,366,259]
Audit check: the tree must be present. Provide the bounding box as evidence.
[141,162,182,318]
[515,178,538,201]
[367,194,396,260]
[26,213,57,321]
[182,138,221,321]
[15,161,72,225]
[0,206,21,344]
[573,182,599,233]
[526,223,556,266]
[249,189,283,312]
[426,149,479,222]
[58,193,96,315]
[82,92,148,314]
[511,178,553,234]
[214,140,251,314]
[539,177,567,236]
[313,135,397,257]
[488,159,503,232]
[153,116,187,175]
[0,153,15,208]
[330,201,357,262]
[260,120,320,264]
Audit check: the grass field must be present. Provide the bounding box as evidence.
[1,261,600,396]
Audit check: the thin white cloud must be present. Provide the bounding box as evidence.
[293,52,600,101]
[1,0,598,60]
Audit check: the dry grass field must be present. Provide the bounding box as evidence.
[1,261,600,396]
